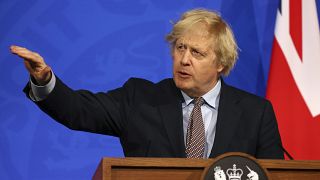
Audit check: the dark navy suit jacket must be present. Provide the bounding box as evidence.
[24,77,284,159]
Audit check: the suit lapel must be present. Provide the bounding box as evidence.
[157,79,186,157]
[209,81,243,158]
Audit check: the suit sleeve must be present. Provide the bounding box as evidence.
[256,100,284,159]
[23,76,133,137]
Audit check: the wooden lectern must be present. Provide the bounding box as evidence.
[92,156,320,180]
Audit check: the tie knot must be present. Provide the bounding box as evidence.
[193,97,204,106]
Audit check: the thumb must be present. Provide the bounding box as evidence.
[38,66,52,84]
[30,65,52,86]
[41,66,52,76]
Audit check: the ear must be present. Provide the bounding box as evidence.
[171,45,175,55]
[217,64,224,73]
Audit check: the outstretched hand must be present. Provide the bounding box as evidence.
[10,45,52,85]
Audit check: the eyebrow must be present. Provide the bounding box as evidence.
[176,41,208,52]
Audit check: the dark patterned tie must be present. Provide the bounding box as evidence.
[186,97,205,158]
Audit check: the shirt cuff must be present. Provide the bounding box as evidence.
[30,72,56,101]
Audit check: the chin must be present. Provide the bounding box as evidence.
[174,78,192,91]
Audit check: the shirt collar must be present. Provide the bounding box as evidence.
[181,79,221,109]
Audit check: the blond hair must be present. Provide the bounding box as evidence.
[166,8,238,76]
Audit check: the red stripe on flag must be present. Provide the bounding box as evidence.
[289,0,303,61]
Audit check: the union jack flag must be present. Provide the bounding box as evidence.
[267,0,320,160]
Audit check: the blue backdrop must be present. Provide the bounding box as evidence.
[1,0,309,179]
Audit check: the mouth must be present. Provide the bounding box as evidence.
[177,70,192,78]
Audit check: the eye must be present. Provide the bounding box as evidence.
[191,49,205,58]
[176,44,184,50]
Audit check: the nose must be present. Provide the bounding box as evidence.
[181,49,191,66]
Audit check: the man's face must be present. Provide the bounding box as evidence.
[172,23,223,97]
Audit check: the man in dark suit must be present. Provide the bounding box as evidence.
[11,9,284,159]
